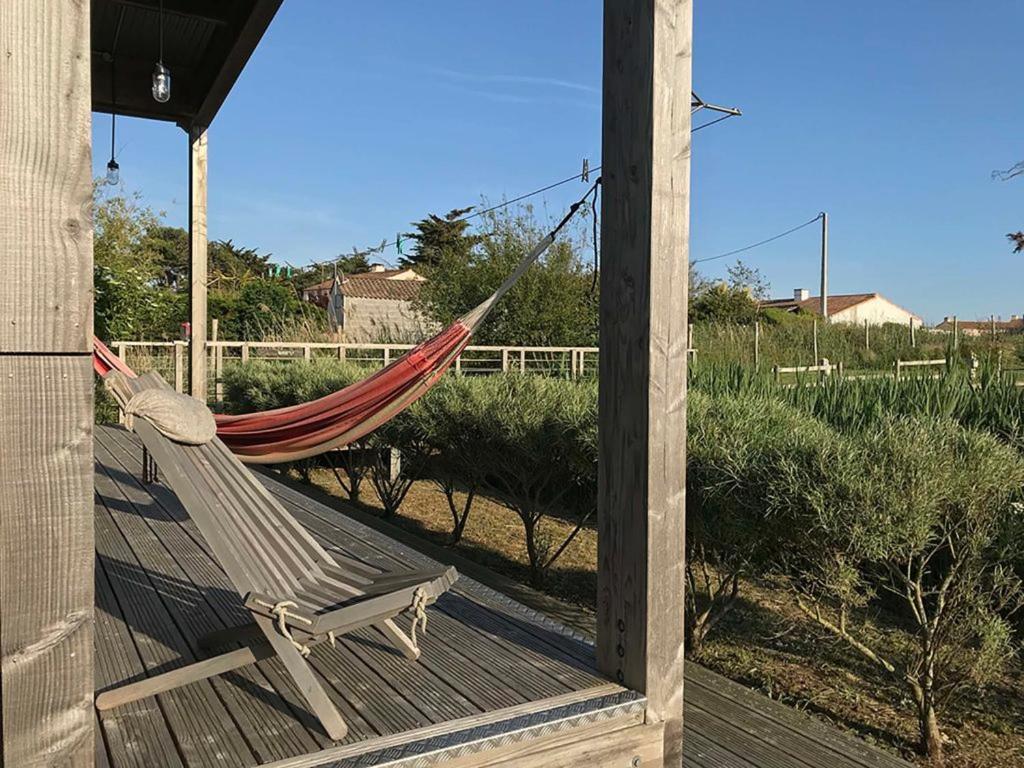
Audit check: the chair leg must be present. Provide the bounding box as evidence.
[252,614,349,742]
[376,618,420,661]
[95,643,273,711]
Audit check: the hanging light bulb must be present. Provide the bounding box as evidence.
[152,62,171,103]
[151,0,171,103]
[106,111,120,185]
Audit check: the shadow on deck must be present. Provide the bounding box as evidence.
[93,425,909,768]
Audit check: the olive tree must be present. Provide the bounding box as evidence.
[790,417,1024,764]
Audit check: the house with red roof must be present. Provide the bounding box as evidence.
[762,288,923,327]
[302,265,435,342]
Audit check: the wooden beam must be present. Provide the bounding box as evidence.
[190,0,282,130]
[0,2,95,764]
[189,125,208,401]
[597,1,692,766]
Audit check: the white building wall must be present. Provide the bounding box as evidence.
[832,296,921,327]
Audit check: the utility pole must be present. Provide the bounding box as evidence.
[820,211,829,319]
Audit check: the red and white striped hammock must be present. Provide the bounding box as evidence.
[93,192,590,464]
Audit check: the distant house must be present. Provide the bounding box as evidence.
[762,288,923,327]
[933,315,1024,336]
[302,265,434,342]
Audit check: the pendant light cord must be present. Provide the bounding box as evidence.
[158,0,164,65]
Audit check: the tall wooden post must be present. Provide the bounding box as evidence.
[864,319,870,350]
[819,211,828,318]
[910,316,916,347]
[598,1,691,765]
[812,318,819,364]
[0,2,94,763]
[189,126,209,402]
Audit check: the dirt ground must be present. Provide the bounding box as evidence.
[299,468,1024,768]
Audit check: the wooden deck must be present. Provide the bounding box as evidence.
[94,426,910,767]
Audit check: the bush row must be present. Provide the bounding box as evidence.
[223,360,1024,760]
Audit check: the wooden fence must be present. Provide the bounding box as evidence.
[110,340,603,403]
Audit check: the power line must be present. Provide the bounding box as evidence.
[692,214,823,265]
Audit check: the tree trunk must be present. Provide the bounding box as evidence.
[917,693,944,765]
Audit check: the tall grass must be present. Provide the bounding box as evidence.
[691,362,1024,450]
[692,319,1021,372]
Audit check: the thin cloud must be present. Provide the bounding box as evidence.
[431,67,599,95]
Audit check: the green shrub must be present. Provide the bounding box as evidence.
[790,417,1024,762]
[686,391,841,654]
[221,359,367,413]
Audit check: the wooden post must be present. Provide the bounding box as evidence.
[210,318,220,403]
[953,315,959,350]
[820,211,828,318]
[910,317,916,348]
[520,349,527,373]
[0,1,94,762]
[241,342,250,364]
[189,125,209,401]
[303,344,312,362]
[754,321,761,368]
[864,319,870,350]
[337,344,347,362]
[812,318,819,364]
[894,360,901,381]
[501,348,510,372]
[383,347,390,367]
[598,1,691,764]
[174,341,185,393]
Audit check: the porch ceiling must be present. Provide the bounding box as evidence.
[90,0,282,129]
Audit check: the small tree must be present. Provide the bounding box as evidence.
[469,376,597,587]
[790,417,1024,764]
[686,392,840,655]
[411,377,488,544]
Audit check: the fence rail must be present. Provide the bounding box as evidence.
[110,340,604,403]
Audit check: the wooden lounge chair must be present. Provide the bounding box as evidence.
[96,371,458,741]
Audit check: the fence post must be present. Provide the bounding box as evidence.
[578,349,586,377]
[571,349,578,379]
[772,365,780,383]
[209,319,219,405]
[455,354,462,375]
[383,347,390,367]
[910,317,916,348]
[174,341,185,393]
[812,319,819,364]
[115,341,127,364]
[241,343,250,364]
[303,344,312,362]
[864,319,870,351]
[337,345,346,362]
[520,349,526,373]
[894,359,901,381]
[754,321,761,368]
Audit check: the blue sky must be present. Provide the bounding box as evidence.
[91,1,1023,324]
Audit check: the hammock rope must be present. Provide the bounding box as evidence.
[93,181,599,464]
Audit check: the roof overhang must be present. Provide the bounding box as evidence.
[90,0,282,130]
